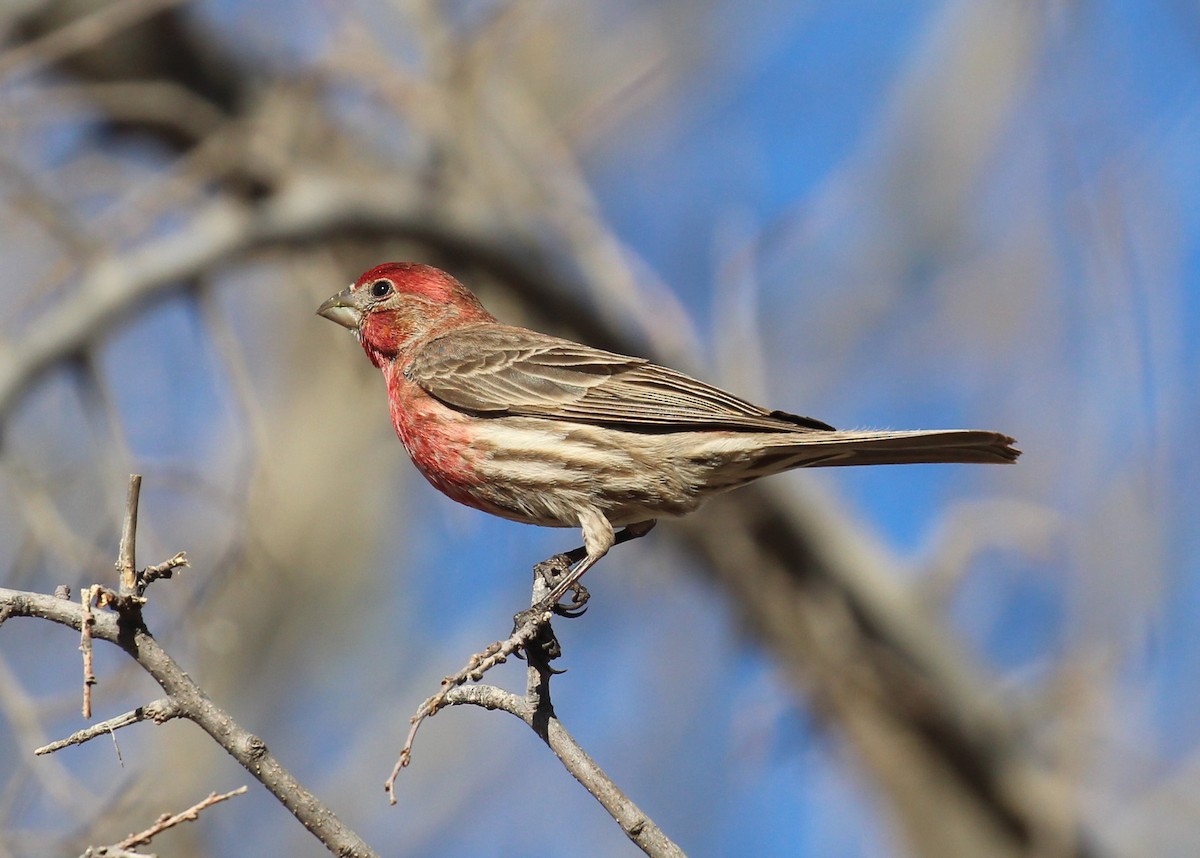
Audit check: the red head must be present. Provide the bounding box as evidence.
[317,263,495,367]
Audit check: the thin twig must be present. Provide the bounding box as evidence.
[115,785,248,850]
[79,586,97,719]
[36,698,180,756]
[117,476,141,597]
[141,552,189,590]
[385,610,548,801]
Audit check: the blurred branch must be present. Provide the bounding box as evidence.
[0,0,189,84]
[677,489,1092,858]
[15,80,228,140]
[917,498,1062,607]
[0,172,619,424]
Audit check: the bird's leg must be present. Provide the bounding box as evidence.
[613,518,658,545]
[515,518,656,662]
[522,517,657,624]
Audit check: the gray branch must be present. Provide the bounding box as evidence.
[443,683,685,858]
[0,586,377,858]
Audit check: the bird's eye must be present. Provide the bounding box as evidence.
[370,279,393,298]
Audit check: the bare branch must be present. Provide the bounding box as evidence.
[79,586,97,719]
[36,698,180,756]
[114,785,248,851]
[140,552,188,589]
[386,611,546,799]
[116,475,141,597]
[0,588,378,858]
[441,683,684,858]
[12,81,227,142]
[393,560,685,858]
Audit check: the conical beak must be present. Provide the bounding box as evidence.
[317,286,363,330]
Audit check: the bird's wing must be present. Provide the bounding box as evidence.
[407,325,834,432]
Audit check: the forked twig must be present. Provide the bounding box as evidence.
[384,608,549,801]
[82,785,248,857]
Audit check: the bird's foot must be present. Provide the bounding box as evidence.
[512,554,593,663]
[532,553,590,618]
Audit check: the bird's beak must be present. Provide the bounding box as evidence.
[317,286,363,330]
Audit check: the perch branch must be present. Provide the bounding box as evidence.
[442,684,684,858]
[386,608,548,798]
[389,559,684,858]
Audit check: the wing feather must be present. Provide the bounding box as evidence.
[408,326,834,432]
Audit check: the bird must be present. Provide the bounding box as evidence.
[318,262,1019,613]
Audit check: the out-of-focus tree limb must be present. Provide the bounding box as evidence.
[0,172,626,424]
[1,0,192,86]
[6,0,242,154]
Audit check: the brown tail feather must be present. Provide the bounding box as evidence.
[776,429,1020,468]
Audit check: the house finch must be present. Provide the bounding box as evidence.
[318,262,1019,609]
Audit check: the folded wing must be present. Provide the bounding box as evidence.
[407,325,835,432]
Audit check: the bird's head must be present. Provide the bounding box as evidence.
[318,263,494,367]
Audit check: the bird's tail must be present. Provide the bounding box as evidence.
[735,430,1019,480]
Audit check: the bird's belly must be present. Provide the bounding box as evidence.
[460,419,723,527]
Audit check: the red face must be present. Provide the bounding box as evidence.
[317,263,494,367]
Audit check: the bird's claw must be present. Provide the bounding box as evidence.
[553,583,590,617]
[530,552,590,617]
